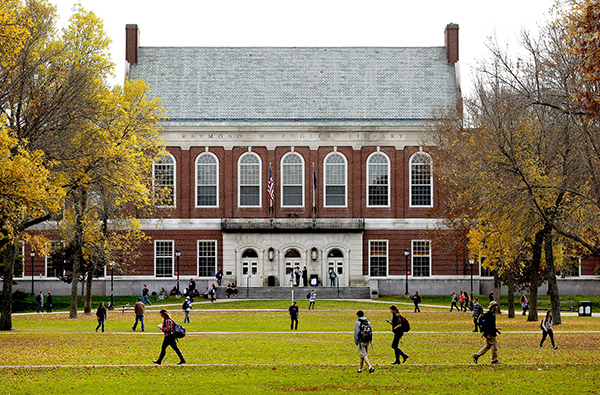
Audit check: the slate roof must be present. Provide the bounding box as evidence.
[128,47,459,127]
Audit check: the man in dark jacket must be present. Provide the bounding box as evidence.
[289,301,299,330]
[472,301,502,365]
[472,297,483,332]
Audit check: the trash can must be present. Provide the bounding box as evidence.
[578,301,592,317]
[371,289,379,299]
[267,275,276,287]
[310,274,319,286]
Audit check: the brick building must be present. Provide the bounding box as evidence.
[16,23,598,296]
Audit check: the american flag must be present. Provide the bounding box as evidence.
[267,168,274,202]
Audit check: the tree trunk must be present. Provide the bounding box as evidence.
[506,273,515,318]
[544,230,562,325]
[0,242,17,331]
[493,271,502,314]
[527,228,546,322]
[84,268,94,314]
[69,189,87,319]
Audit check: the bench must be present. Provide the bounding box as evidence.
[120,304,134,314]
[537,298,575,312]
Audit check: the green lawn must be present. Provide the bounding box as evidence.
[1,299,599,394]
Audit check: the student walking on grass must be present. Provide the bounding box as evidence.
[354,310,375,373]
[132,297,145,331]
[95,302,107,332]
[449,292,459,312]
[472,301,502,365]
[153,309,186,365]
[289,300,299,330]
[539,311,558,349]
[386,305,409,364]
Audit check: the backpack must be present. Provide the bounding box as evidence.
[306,292,311,299]
[401,315,411,332]
[477,311,492,333]
[174,322,186,338]
[36,295,41,303]
[182,300,188,310]
[357,319,373,343]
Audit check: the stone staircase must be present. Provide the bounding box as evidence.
[216,286,370,300]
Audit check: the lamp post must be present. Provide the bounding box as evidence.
[469,259,474,301]
[108,261,115,310]
[404,248,410,296]
[175,249,181,294]
[30,251,35,296]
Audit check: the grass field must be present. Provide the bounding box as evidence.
[1,297,599,394]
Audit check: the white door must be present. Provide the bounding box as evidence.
[325,249,346,286]
[284,259,301,287]
[242,259,260,287]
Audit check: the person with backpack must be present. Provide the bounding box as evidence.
[472,300,502,365]
[353,310,375,373]
[459,291,466,312]
[472,297,483,332]
[386,305,409,364]
[411,291,421,313]
[153,309,186,365]
[449,291,459,312]
[539,310,558,349]
[182,296,192,323]
[289,300,299,330]
[132,297,145,331]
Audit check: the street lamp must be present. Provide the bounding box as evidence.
[30,251,35,296]
[175,249,181,294]
[469,259,474,301]
[404,248,410,296]
[108,261,115,310]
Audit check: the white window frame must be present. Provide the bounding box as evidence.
[409,152,433,208]
[368,240,389,277]
[366,152,390,208]
[280,152,305,208]
[238,152,262,208]
[324,152,347,207]
[44,241,63,278]
[195,152,219,208]
[15,241,24,278]
[411,240,431,277]
[154,240,174,278]
[152,153,176,208]
[197,240,217,278]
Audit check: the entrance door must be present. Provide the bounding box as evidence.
[283,249,302,287]
[326,249,345,286]
[241,249,261,287]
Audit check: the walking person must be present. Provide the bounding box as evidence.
[302,266,308,287]
[459,291,466,312]
[308,289,316,310]
[386,305,409,364]
[354,310,375,373]
[521,295,530,316]
[142,285,152,305]
[183,296,192,323]
[449,292,459,312]
[153,309,186,365]
[95,302,107,332]
[539,311,558,349]
[411,291,421,312]
[132,297,145,331]
[209,283,217,303]
[45,292,53,313]
[36,291,44,313]
[289,300,299,330]
[472,301,502,365]
[472,297,483,332]
[489,289,494,303]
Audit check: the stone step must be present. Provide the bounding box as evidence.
[215,286,370,300]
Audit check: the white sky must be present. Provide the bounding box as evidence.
[52,0,556,98]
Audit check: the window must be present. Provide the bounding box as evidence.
[155,241,173,277]
[480,257,493,277]
[367,153,389,206]
[412,240,431,277]
[324,153,347,207]
[15,242,24,278]
[196,153,218,207]
[410,152,433,207]
[45,242,63,278]
[281,153,304,207]
[198,241,217,277]
[369,240,388,277]
[153,154,176,207]
[559,256,580,278]
[239,153,261,207]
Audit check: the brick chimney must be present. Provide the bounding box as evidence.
[126,24,139,65]
[445,23,459,65]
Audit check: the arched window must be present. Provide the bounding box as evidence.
[367,152,389,207]
[281,153,304,207]
[410,152,433,207]
[153,153,176,207]
[242,249,258,258]
[324,153,347,207]
[196,153,218,207]
[239,153,261,207]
